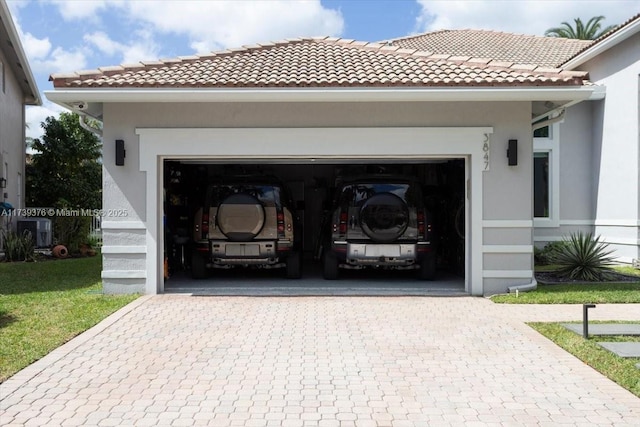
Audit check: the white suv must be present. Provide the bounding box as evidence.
[321,175,435,280]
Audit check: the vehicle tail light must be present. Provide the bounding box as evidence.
[417,210,426,236]
[202,213,209,239]
[277,209,285,238]
[338,211,348,235]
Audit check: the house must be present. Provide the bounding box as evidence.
[45,14,639,296]
[0,0,41,238]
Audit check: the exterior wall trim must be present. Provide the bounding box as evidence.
[102,220,146,230]
[101,270,147,279]
[483,270,534,278]
[559,219,640,227]
[136,126,495,295]
[483,245,533,253]
[483,220,533,228]
[101,246,147,254]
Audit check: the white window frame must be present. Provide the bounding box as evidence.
[533,122,560,227]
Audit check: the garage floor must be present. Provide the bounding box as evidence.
[164,261,466,296]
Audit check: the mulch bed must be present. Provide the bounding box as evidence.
[536,271,640,284]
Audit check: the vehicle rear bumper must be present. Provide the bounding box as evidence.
[333,242,429,266]
[205,240,293,265]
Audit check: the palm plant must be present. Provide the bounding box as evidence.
[545,16,617,40]
[551,232,615,281]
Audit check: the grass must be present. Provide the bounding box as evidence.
[497,264,640,398]
[530,322,640,398]
[0,256,138,382]
[490,265,640,304]
[490,282,640,304]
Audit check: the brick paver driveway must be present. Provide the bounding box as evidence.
[1,296,639,426]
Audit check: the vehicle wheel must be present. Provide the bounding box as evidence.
[323,251,339,280]
[360,192,409,242]
[217,193,265,241]
[191,251,208,279]
[418,253,436,281]
[286,251,302,279]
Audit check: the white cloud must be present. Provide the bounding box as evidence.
[22,32,52,59]
[30,46,88,74]
[46,0,110,22]
[119,0,344,52]
[84,29,159,64]
[415,0,640,36]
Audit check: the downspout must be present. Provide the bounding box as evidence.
[532,108,566,131]
[79,114,103,137]
[511,106,570,294]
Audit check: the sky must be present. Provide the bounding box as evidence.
[5,0,640,140]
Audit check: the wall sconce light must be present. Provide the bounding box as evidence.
[115,139,126,166]
[507,139,518,166]
[0,177,6,188]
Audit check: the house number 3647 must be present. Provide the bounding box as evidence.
[482,134,490,171]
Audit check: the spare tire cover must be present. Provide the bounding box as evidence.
[359,192,409,242]
[217,193,265,241]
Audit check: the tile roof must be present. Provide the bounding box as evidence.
[387,30,593,68]
[50,37,588,89]
[560,13,640,66]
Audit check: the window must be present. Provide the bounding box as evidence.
[533,120,560,227]
[533,152,549,217]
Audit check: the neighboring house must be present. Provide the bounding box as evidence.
[45,14,639,296]
[0,0,41,241]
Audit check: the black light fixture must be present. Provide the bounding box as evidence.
[0,177,6,188]
[115,139,126,166]
[507,139,518,166]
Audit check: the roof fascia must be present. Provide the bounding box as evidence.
[563,19,640,70]
[0,0,41,105]
[45,86,600,107]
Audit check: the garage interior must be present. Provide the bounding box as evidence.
[162,159,467,295]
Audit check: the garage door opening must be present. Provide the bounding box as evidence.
[161,159,466,294]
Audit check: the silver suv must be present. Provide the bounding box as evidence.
[191,176,302,279]
[321,175,435,280]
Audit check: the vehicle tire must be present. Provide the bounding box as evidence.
[360,193,409,242]
[286,251,302,279]
[323,250,339,280]
[217,193,265,241]
[418,253,436,281]
[191,251,208,279]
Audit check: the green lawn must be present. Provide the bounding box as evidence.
[0,256,138,382]
[490,265,640,304]
[493,265,640,398]
[530,322,640,398]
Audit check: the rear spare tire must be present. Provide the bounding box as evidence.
[217,193,265,241]
[359,193,409,242]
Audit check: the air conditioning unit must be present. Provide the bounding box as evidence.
[16,218,52,248]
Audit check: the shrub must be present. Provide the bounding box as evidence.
[1,229,36,262]
[534,240,569,265]
[54,216,92,255]
[551,232,615,281]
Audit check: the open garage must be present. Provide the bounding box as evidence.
[161,158,467,293]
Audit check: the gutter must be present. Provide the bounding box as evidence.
[531,85,605,128]
[45,86,599,106]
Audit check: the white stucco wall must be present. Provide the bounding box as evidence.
[534,102,597,244]
[100,101,534,295]
[578,32,640,262]
[0,46,26,218]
